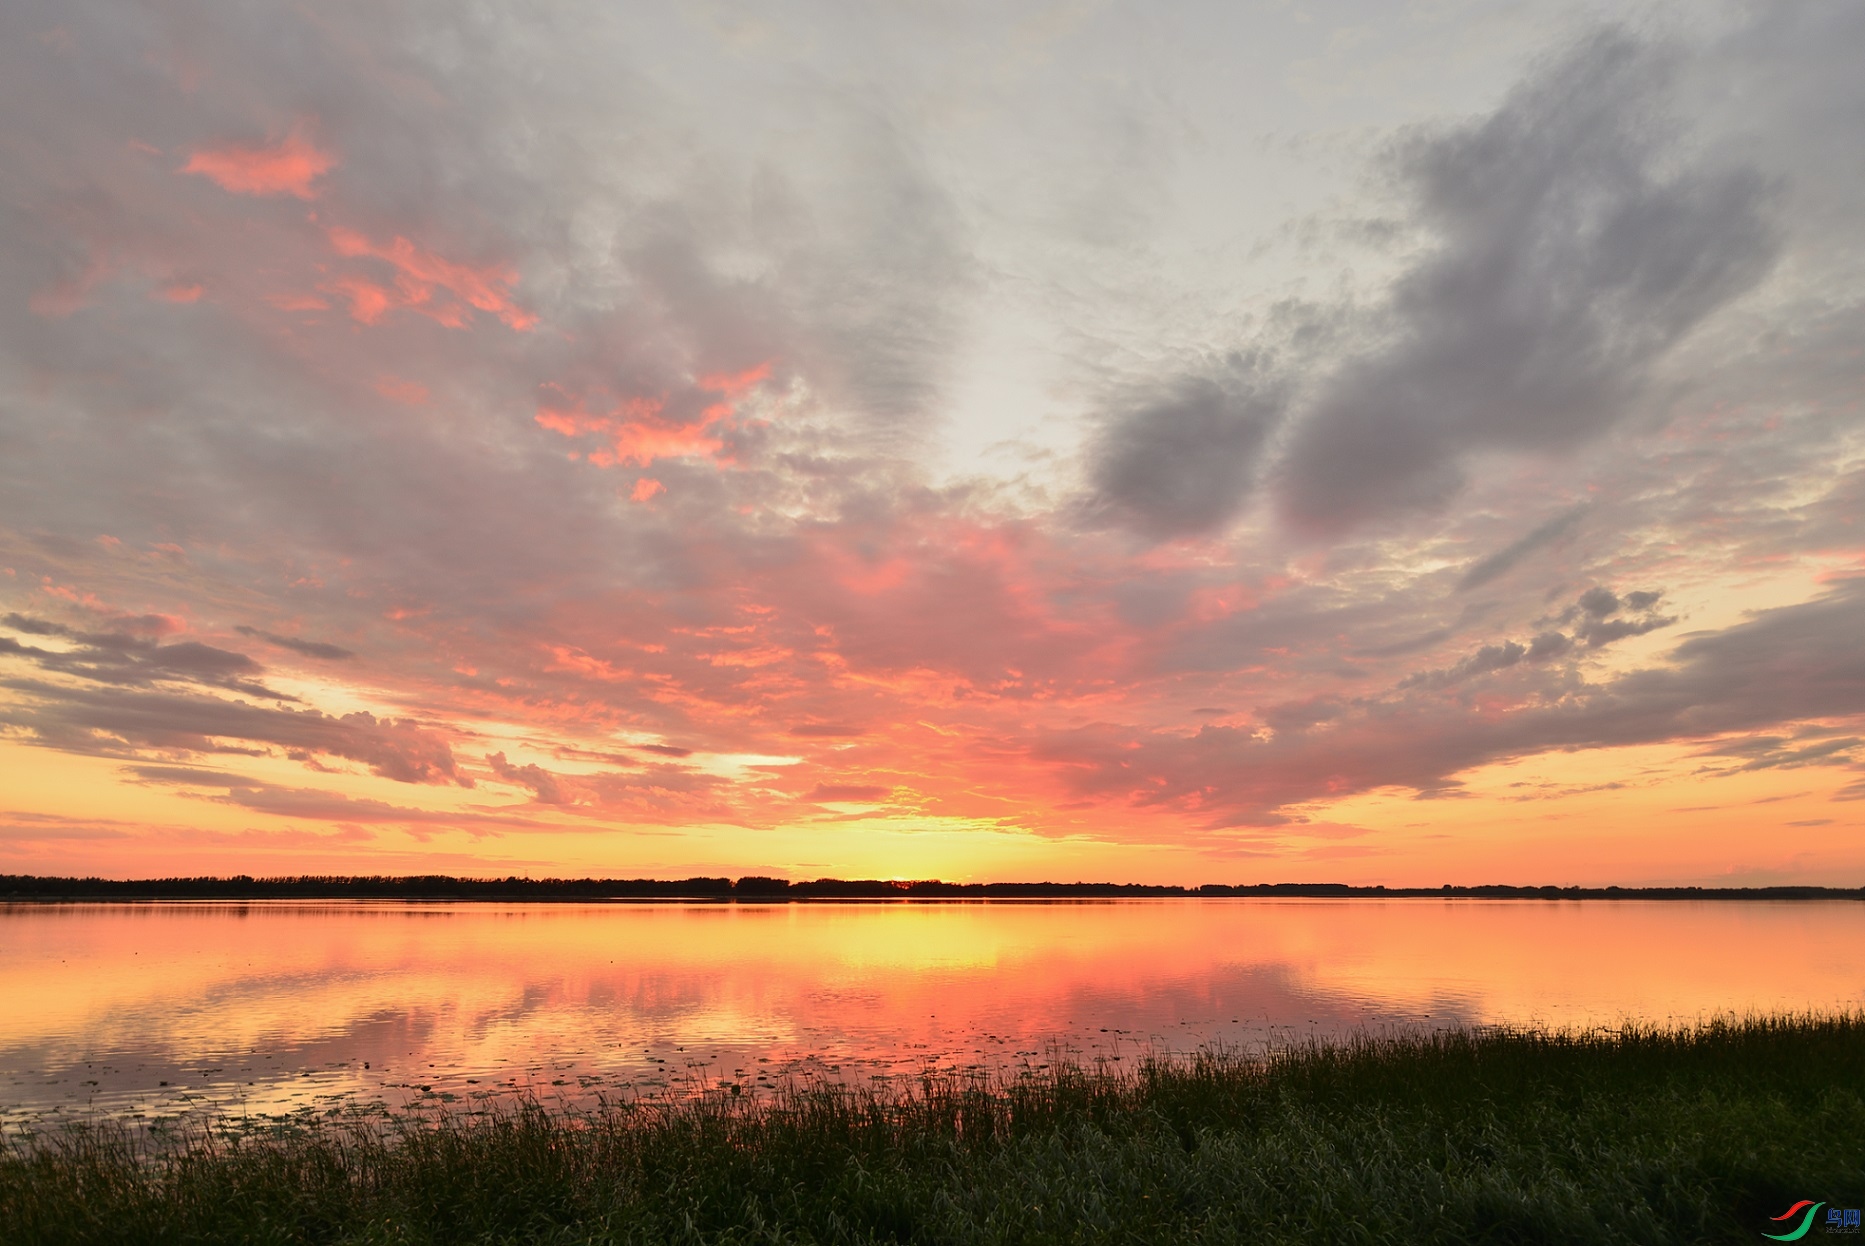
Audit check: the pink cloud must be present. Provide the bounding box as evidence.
[374,376,430,406]
[28,253,110,319]
[267,292,330,312]
[534,366,772,469]
[325,226,535,330]
[328,275,393,324]
[182,125,334,199]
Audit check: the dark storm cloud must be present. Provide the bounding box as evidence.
[1087,359,1285,537]
[1276,30,1779,532]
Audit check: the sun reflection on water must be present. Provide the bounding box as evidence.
[3,899,1862,1129]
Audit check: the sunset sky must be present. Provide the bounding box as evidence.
[2,1,1861,885]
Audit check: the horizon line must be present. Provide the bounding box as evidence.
[4,874,1862,901]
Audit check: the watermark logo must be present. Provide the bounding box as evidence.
[1764,1201,1862,1240]
[1765,1203,1824,1242]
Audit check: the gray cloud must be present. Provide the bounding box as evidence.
[1,613,294,700]
[1539,586,1675,648]
[1398,626,1573,691]
[1577,587,1621,618]
[123,764,545,825]
[1457,507,1586,591]
[1576,613,1674,649]
[0,680,464,785]
[1399,639,1528,690]
[1037,578,1865,827]
[1699,733,1860,775]
[1526,631,1573,661]
[1087,359,1285,537]
[486,751,566,805]
[1277,30,1778,532]
[234,627,356,661]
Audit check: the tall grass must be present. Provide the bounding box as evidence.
[4,1015,1862,1243]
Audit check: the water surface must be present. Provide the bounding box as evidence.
[4,899,1861,1127]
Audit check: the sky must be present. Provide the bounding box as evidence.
[1,0,1862,886]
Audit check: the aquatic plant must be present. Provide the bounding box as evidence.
[3,1015,1862,1243]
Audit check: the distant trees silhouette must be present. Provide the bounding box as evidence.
[0,875,1858,901]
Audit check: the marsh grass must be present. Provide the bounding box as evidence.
[4,1015,1862,1243]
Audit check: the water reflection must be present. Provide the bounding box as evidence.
[3,899,1861,1127]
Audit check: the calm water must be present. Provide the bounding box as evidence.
[3,899,1862,1128]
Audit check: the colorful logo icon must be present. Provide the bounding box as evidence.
[1764,1201,1825,1242]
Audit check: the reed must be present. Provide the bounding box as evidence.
[4,1015,1862,1243]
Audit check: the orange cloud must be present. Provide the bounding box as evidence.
[534,367,771,469]
[630,478,666,503]
[182,126,334,199]
[325,226,536,331]
[328,275,392,325]
[698,362,773,397]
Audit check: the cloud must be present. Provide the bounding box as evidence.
[1541,587,1676,648]
[486,751,566,804]
[1698,733,1860,774]
[0,810,135,842]
[121,764,548,826]
[1576,613,1674,648]
[0,3,1859,875]
[233,627,356,660]
[807,784,890,803]
[1087,358,1285,538]
[1276,30,1778,533]
[1,613,294,700]
[532,369,772,471]
[0,680,465,785]
[323,225,535,331]
[1577,587,1620,618]
[182,124,334,199]
[1457,507,1586,591]
[1399,640,1529,690]
[1035,579,1865,827]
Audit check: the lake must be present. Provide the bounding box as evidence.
[3,899,1862,1128]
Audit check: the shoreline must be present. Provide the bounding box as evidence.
[6,874,1863,903]
[7,1015,1861,1243]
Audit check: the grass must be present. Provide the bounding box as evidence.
[4,1015,1862,1244]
